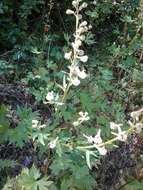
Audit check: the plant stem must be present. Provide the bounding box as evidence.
[61,83,71,103]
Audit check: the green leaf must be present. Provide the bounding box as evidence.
[19,165,53,190]
[79,92,94,114]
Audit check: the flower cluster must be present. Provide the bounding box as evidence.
[81,108,143,161]
[73,111,90,126]
[44,0,91,104]
[64,0,91,87]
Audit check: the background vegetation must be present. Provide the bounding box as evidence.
[0,0,143,189]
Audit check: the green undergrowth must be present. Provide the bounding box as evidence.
[0,0,143,189]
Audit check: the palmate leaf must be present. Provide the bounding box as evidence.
[0,159,17,171]
[2,178,20,190]
[37,177,53,190]
[18,165,53,190]
[32,132,49,146]
[70,164,96,190]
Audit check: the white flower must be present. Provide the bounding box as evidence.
[72,0,78,7]
[83,129,107,155]
[68,66,87,86]
[77,49,85,56]
[32,120,46,129]
[49,137,58,149]
[70,76,81,86]
[78,55,88,62]
[129,120,143,133]
[44,91,62,105]
[83,134,95,144]
[92,129,103,144]
[83,26,88,32]
[110,122,123,130]
[83,129,102,145]
[82,2,88,8]
[111,126,127,142]
[64,51,72,60]
[128,120,143,133]
[72,39,82,49]
[73,121,79,127]
[96,145,107,155]
[77,68,87,79]
[74,66,87,79]
[66,9,74,15]
[80,21,88,27]
[73,111,89,127]
[46,91,54,101]
[80,2,88,10]
[130,108,143,121]
[135,123,143,133]
[77,27,85,34]
[78,111,90,121]
[32,120,39,128]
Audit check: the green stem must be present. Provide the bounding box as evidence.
[61,83,71,103]
[60,8,79,103]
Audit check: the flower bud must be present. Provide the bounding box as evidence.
[80,21,88,27]
[79,55,88,62]
[66,9,74,15]
[72,0,78,7]
[79,2,88,10]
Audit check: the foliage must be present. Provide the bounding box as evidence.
[0,105,39,147]
[0,159,17,171]
[18,165,54,190]
[2,165,55,190]
[0,0,143,190]
[120,180,143,190]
